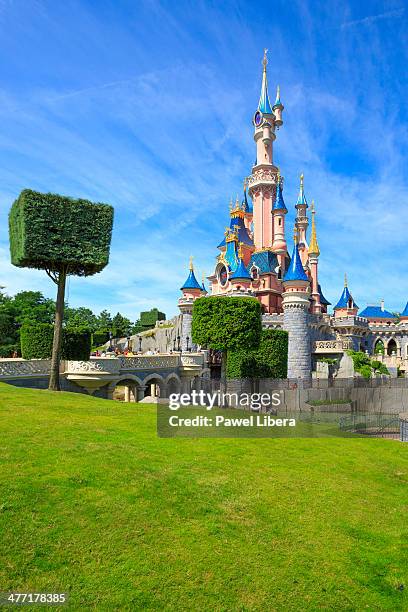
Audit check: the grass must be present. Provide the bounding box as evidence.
[0,383,407,611]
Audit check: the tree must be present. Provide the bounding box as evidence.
[12,291,55,326]
[111,312,133,337]
[97,310,113,330]
[192,296,262,377]
[9,189,113,390]
[65,306,98,331]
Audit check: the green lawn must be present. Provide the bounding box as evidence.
[0,383,407,611]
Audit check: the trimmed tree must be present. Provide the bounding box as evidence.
[192,296,262,377]
[227,329,288,379]
[9,189,113,390]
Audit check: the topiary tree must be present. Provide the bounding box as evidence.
[192,296,262,377]
[20,323,92,361]
[9,190,113,390]
[226,329,288,379]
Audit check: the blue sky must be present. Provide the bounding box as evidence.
[0,0,407,319]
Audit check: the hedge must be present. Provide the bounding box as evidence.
[20,324,91,360]
[192,296,262,352]
[9,190,114,275]
[92,330,110,347]
[227,329,288,379]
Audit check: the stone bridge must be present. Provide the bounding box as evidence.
[0,354,208,401]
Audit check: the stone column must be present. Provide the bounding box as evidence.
[283,291,311,381]
[137,385,147,402]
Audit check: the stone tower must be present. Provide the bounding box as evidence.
[178,257,205,352]
[282,236,312,380]
[247,49,284,251]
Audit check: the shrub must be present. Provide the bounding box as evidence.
[192,296,262,351]
[227,329,288,379]
[21,324,91,360]
[0,344,21,358]
[62,329,91,360]
[92,331,110,347]
[9,190,113,276]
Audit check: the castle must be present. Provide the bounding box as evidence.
[177,51,408,380]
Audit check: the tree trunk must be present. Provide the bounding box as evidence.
[48,268,67,391]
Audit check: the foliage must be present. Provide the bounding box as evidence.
[0,343,20,358]
[9,190,114,275]
[92,331,110,347]
[226,329,288,379]
[0,384,407,611]
[97,310,113,329]
[192,296,262,351]
[111,313,133,337]
[348,351,389,378]
[317,357,338,365]
[65,307,98,332]
[133,308,166,334]
[20,323,54,359]
[62,329,92,360]
[374,340,385,355]
[20,324,91,360]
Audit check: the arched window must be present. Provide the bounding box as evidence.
[387,339,397,356]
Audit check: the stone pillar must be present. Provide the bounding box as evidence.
[283,291,311,381]
[137,385,147,402]
[124,385,131,403]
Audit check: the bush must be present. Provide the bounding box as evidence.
[227,329,288,379]
[9,190,114,275]
[92,330,110,347]
[20,323,54,359]
[192,296,262,351]
[347,350,390,378]
[21,324,91,360]
[62,329,91,360]
[0,344,21,358]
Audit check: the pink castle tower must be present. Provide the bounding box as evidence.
[178,51,330,322]
[247,49,283,251]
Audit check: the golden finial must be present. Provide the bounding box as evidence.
[308,200,320,257]
[344,273,348,288]
[189,256,194,271]
[262,48,268,71]
[224,226,230,236]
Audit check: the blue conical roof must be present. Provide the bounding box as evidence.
[283,243,308,282]
[273,85,283,109]
[272,179,287,212]
[258,59,273,115]
[181,268,202,291]
[296,175,308,208]
[334,285,358,309]
[230,258,251,280]
[401,301,408,317]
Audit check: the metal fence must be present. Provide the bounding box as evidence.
[339,413,400,438]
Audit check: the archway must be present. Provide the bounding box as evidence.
[374,339,385,355]
[143,374,165,398]
[166,374,181,396]
[112,378,138,403]
[387,339,397,356]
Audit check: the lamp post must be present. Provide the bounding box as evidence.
[138,336,142,353]
[177,335,181,352]
[109,331,113,350]
[186,336,190,352]
[127,336,131,351]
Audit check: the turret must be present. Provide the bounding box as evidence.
[271,173,288,275]
[333,274,359,318]
[178,257,203,352]
[248,49,282,251]
[273,85,284,127]
[295,174,309,255]
[282,233,311,380]
[308,201,321,313]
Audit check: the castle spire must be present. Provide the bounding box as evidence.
[344,273,348,287]
[273,85,283,109]
[308,201,320,256]
[258,49,273,115]
[181,257,202,291]
[296,173,308,208]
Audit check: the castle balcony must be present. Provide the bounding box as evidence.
[313,339,354,354]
